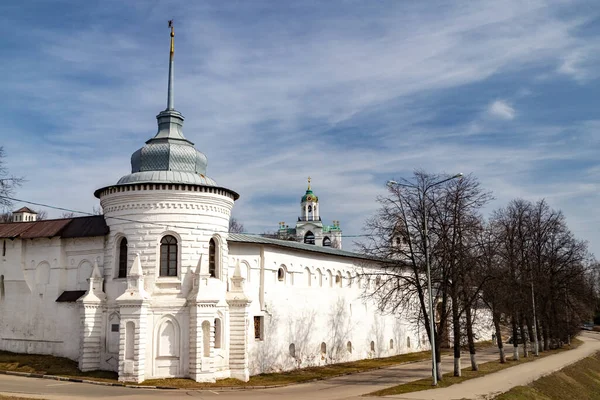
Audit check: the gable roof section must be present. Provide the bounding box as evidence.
[227,233,377,261]
[0,216,109,239]
[13,206,37,214]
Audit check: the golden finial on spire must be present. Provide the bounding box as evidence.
[307,176,311,190]
[168,20,175,57]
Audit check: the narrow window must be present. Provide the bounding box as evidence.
[118,238,128,278]
[2,240,5,257]
[407,337,411,348]
[277,267,285,282]
[323,237,331,247]
[390,339,394,349]
[320,342,327,355]
[0,275,4,301]
[209,238,216,278]
[111,324,119,332]
[254,316,264,340]
[289,343,296,358]
[160,235,178,277]
[214,318,222,349]
[347,341,352,353]
[370,341,375,352]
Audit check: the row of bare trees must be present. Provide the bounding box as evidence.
[358,170,597,380]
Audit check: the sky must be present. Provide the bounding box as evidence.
[1,0,599,256]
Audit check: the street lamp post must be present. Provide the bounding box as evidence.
[387,173,462,386]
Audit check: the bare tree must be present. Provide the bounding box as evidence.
[488,198,595,358]
[0,146,24,211]
[229,217,245,233]
[359,171,490,381]
[92,205,103,215]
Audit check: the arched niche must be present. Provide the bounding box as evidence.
[304,231,315,245]
[154,315,181,377]
[125,321,135,360]
[107,313,120,354]
[202,320,211,357]
[77,260,93,290]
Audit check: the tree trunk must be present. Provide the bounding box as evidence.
[543,323,549,351]
[519,318,528,358]
[465,306,478,371]
[452,292,461,376]
[536,317,543,353]
[493,311,506,363]
[511,314,519,361]
[525,317,536,355]
[435,341,443,381]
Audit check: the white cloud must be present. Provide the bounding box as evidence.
[557,46,600,83]
[487,100,516,120]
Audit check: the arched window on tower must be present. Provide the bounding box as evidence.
[160,235,178,277]
[209,238,216,278]
[304,231,315,245]
[118,238,128,278]
[323,236,331,247]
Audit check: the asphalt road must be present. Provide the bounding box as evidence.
[0,345,507,400]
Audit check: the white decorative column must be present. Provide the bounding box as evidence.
[226,261,252,381]
[116,254,150,383]
[78,260,106,372]
[188,256,219,382]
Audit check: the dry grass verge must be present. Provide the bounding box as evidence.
[0,348,451,388]
[494,351,600,399]
[368,339,582,397]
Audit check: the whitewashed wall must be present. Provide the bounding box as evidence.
[0,236,104,360]
[228,244,430,375]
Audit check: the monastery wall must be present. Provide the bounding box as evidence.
[0,236,104,360]
[229,244,429,375]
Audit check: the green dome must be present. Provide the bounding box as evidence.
[301,189,319,203]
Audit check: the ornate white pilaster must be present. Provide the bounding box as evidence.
[226,261,252,381]
[116,254,150,383]
[78,260,106,372]
[188,255,219,382]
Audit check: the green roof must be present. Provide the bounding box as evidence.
[227,233,375,261]
[301,189,318,203]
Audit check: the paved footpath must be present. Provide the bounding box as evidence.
[387,331,600,400]
[0,333,596,400]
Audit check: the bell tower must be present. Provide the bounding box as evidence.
[300,177,320,222]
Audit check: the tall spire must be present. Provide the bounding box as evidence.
[167,20,175,110]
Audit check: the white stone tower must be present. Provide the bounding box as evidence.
[92,21,243,383]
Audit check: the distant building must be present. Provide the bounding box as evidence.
[11,207,37,222]
[277,179,343,249]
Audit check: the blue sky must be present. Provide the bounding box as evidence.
[1,0,599,256]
